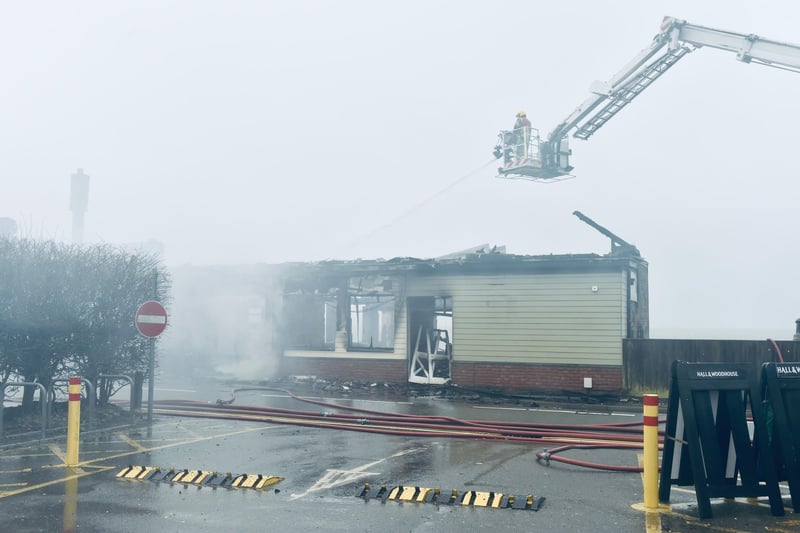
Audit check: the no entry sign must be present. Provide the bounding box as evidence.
[135,301,168,338]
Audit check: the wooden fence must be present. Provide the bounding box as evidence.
[622,338,800,394]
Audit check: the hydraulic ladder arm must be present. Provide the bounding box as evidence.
[508,16,800,181]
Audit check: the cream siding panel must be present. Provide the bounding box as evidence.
[406,272,626,366]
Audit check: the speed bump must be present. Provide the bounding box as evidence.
[116,466,161,481]
[230,474,283,489]
[116,466,283,491]
[461,490,504,508]
[173,470,203,484]
[358,483,544,511]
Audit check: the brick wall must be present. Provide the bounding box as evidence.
[452,362,623,394]
[280,357,622,394]
[280,357,408,383]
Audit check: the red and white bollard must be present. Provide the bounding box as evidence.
[66,376,82,467]
[643,394,659,509]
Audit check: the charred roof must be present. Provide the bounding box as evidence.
[278,244,646,286]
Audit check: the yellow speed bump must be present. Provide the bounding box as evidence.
[174,470,203,484]
[461,491,504,508]
[233,474,260,488]
[387,486,432,502]
[415,488,432,502]
[116,466,160,480]
[170,470,190,483]
[194,471,213,485]
[256,476,284,489]
[398,486,419,501]
[116,467,283,491]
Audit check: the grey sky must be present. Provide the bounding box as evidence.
[1,1,798,336]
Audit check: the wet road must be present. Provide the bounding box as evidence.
[1,382,798,532]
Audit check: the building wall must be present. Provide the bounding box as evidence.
[452,362,623,394]
[280,356,407,383]
[278,357,622,393]
[406,271,627,366]
[280,268,631,393]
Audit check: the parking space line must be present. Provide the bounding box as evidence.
[73,448,137,456]
[79,424,277,467]
[289,447,424,500]
[115,433,147,452]
[41,464,110,471]
[47,443,66,463]
[47,444,86,474]
[191,423,238,431]
[108,437,187,445]
[0,452,57,459]
[177,425,204,440]
[0,424,278,499]
[0,466,114,499]
[289,467,381,500]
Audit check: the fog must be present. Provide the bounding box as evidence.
[2,1,799,339]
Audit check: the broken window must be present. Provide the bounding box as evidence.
[434,296,453,343]
[283,293,337,350]
[349,295,395,351]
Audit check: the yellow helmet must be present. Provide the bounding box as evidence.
[516,110,527,117]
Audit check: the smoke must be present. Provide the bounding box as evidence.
[159,264,282,381]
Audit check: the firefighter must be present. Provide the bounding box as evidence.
[513,110,532,161]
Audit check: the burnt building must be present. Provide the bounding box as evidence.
[162,214,648,395]
[278,239,648,395]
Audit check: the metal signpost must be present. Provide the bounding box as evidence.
[135,300,168,422]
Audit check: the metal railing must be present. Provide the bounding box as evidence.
[0,382,48,439]
[48,378,95,430]
[496,127,542,165]
[97,374,137,427]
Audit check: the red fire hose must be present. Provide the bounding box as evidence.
[152,386,663,472]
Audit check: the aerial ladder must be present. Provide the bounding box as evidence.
[494,16,800,181]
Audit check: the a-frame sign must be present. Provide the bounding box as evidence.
[659,361,783,518]
[762,362,800,512]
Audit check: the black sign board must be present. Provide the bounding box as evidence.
[762,362,800,512]
[659,361,783,518]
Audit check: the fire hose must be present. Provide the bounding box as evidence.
[152,386,664,472]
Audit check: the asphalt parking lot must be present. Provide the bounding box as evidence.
[1,383,799,533]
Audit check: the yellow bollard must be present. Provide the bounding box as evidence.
[643,394,659,509]
[65,377,82,467]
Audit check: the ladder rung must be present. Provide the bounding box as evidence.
[574,47,690,139]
